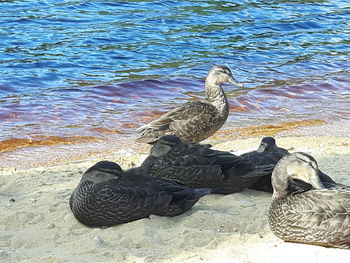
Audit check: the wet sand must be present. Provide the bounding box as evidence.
[1,133,350,263]
[2,118,349,169]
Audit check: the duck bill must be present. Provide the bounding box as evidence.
[228,77,244,87]
[257,142,267,153]
[308,175,326,189]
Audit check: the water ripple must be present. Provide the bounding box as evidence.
[0,0,349,161]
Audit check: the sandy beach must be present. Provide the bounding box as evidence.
[1,135,350,263]
[1,0,349,262]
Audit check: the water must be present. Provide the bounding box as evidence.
[0,0,349,167]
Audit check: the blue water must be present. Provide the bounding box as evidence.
[0,0,349,165]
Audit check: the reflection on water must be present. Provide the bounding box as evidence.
[0,0,349,167]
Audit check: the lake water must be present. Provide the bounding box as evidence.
[0,0,349,168]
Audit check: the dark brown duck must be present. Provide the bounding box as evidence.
[70,161,211,227]
[241,137,290,192]
[141,135,274,194]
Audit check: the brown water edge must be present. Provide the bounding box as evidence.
[0,118,328,170]
[210,119,327,141]
[0,135,151,170]
[0,136,101,154]
[0,119,325,155]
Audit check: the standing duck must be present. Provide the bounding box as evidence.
[141,135,274,194]
[268,152,350,248]
[136,65,243,144]
[241,137,336,192]
[69,161,211,227]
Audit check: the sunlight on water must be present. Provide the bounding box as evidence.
[0,0,349,167]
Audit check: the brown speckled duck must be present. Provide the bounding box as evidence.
[69,161,211,227]
[136,65,243,144]
[268,152,350,248]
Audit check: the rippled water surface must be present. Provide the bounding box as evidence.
[1,0,349,167]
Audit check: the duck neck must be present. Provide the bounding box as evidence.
[272,191,286,200]
[205,81,228,114]
[141,155,156,170]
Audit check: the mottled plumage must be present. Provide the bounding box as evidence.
[70,161,211,227]
[268,152,350,248]
[137,65,243,144]
[141,135,274,194]
[242,137,336,192]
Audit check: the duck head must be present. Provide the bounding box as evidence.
[271,152,325,198]
[82,161,123,184]
[257,137,277,153]
[150,135,182,157]
[206,65,243,87]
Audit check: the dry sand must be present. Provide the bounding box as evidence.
[1,136,350,263]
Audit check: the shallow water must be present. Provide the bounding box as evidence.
[1,0,349,167]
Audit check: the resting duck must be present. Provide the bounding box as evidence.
[241,137,336,192]
[136,65,243,144]
[141,135,274,194]
[240,137,291,192]
[69,161,211,227]
[268,152,350,248]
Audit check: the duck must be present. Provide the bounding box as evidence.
[250,136,289,155]
[241,137,336,192]
[268,152,350,248]
[141,135,274,194]
[241,137,291,192]
[136,65,243,144]
[69,161,211,227]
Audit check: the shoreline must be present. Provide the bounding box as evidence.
[1,118,350,170]
[1,133,349,262]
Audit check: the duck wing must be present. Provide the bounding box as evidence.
[124,171,211,216]
[70,179,173,227]
[241,151,287,192]
[270,188,350,248]
[137,101,217,142]
[174,141,247,168]
[149,175,212,217]
[142,141,226,188]
[148,154,226,189]
[145,142,265,192]
[241,151,286,166]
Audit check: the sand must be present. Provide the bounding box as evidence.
[1,135,350,263]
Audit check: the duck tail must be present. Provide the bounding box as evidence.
[136,124,148,133]
[192,188,212,199]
